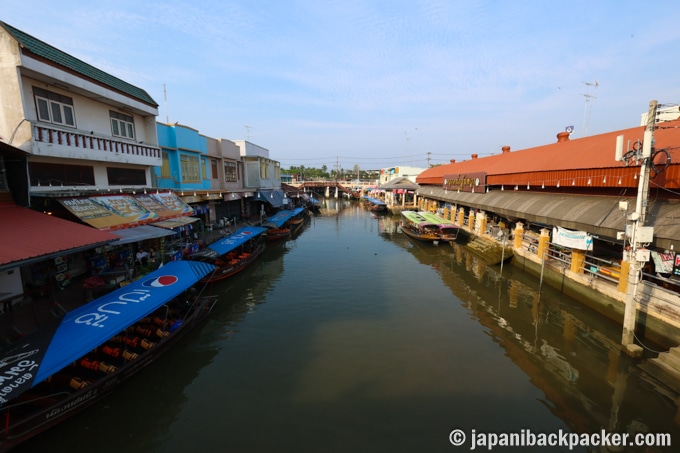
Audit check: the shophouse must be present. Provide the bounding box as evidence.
[231,140,285,222]
[0,21,192,313]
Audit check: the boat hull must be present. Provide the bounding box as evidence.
[200,242,265,283]
[0,295,217,452]
[400,224,441,243]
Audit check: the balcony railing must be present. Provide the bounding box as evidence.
[34,124,161,159]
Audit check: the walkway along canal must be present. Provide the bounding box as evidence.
[15,199,679,452]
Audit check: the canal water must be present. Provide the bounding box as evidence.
[18,199,680,452]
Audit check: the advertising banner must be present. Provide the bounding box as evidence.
[552,226,593,251]
[59,193,193,230]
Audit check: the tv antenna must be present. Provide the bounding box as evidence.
[581,80,599,135]
[244,125,253,141]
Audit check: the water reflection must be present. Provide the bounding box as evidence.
[16,200,680,452]
[382,212,680,450]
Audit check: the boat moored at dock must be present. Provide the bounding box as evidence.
[0,260,217,452]
[190,226,268,283]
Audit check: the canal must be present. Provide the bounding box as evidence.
[18,199,679,452]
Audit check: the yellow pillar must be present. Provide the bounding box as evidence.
[478,212,487,236]
[443,207,449,220]
[468,211,475,232]
[570,249,586,274]
[513,222,524,249]
[536,228,550,260]
[457,208,465,226]
[617,259,630,292]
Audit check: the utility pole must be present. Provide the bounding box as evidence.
[620,99,657,357]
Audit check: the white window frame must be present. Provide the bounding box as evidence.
[110,111,136,140]
[35,95,76,127]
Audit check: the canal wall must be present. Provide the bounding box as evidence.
[511,246,680,349]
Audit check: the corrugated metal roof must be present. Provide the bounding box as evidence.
[0,21,158,107]
[418,119,680,184]
[0,204,119,270]
[419,188,680,250]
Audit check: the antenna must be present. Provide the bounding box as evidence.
[244,125,253,141]
[581,80,599,135]
[164,83,169,124]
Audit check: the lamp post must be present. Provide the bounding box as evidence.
[620,100,657,357]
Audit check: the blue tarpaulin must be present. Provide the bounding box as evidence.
[207,226,267,256]
[32,261,215,385]
[264,210,295,228]
[0,260,215,406]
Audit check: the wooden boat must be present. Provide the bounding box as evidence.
[0,261,217,452]
[190,226,267,283]
[400,210,442,244]
[265,227,291,242]
[362,196,387,212]
[262,209,299,242]
[287,207,307,235]
[416,211,460,242]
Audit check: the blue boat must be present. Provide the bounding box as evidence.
[362,196,387,212]
[190,226,268,282]
[0,260,217,451]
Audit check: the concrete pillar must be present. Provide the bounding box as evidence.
[478,212,487,236]
[617,259,630,293]
[442,207,449,220]
[457,208,465,226]
[513,222,524,249]
[537,228,551,260]
[570,249,586,274]
[468,211,475,232]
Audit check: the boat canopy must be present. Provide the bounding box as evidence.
[263,210,296,228]
[417,211,456,226]
[207,226,267,256]
[401,210,436,226]
[0,260,216,406]
[364,196,386,206]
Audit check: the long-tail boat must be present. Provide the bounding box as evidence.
[0,261,217,452]
[190,225,267,283]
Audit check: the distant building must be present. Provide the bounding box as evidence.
[379,166,426,185]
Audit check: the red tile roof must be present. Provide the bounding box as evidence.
[0,204,119,268]
[417,119,680,185]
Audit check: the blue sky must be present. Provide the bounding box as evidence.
[4,1,680,172]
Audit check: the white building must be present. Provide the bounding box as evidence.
[0,21,160,199]
[379,165,426,185]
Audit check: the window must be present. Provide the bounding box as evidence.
[33,87,76,127]
[180,155,200,182]
[202,158,208,180]
[106,167,146,186]
[211,159,218,180]
[110,111,135,140]
[30,162,94,186]
[161,152,171,178]
[224,162,238,182]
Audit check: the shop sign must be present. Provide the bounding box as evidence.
[443,172,486,192]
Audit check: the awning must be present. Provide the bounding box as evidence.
[418,188,680,249]
[256,189,285,207]
[152,216,200,229]
[225,192,242,200]
[244,192,255,197]
[0,260,216,404]
[58,193,193,230]
[109,224,176,245]
[0,204,120,272]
